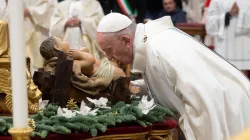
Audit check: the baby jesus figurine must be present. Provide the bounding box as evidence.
[40,36,140,95]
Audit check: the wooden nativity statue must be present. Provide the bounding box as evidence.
[35,36,140,105]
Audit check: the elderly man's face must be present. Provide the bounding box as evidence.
[163,0,176,13]
[97,33,134,64]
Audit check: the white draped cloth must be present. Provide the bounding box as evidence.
[132,16,250,140]
[206,0,250,70]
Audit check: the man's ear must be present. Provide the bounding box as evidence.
[121,35,132,47]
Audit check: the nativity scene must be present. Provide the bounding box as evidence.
[0,17,176,140]
[1,0,250,140]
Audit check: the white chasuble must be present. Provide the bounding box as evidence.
[25,0,57,74]
[182,0,204,23]
[132,16,250,140]
[50,0,104,59]
[67,0,85,50]
[206,0,250,70]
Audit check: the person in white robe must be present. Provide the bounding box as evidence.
[96,13,250,140]
[0,0,8,21]
[182,0,204,23]
[206,0,250,71]
[0,0,57,75]
[50,0,104,59]
[201,0,214,48]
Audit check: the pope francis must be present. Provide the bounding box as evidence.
[96,13,250,140]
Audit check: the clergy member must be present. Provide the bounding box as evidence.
[206,0,250,75]
[0,0,8,21]
[182,0,204,23]
[50,0,104,59]
[96,13,250,140]
[0,0,57,75]
[201,0,211,23]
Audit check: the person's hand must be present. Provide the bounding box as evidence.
[129,82,141,95]
[66,17,81,27]
[72,63,82,76]
[72,17,81,26]
[66,18,74,27]
[24,8,30,17]
[67,49,82,59]
[230,2,239,16]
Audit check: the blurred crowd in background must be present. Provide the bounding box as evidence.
[2,0,250,77]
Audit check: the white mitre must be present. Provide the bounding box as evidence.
[97,13,132,33]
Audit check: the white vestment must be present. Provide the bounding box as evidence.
[67,0,85,50]
[0,0,57,74]
[206,0,250,70]
[132,16,250,140]
[182,0,204,23]
[0,0,8,21]
[50,0,104,59]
